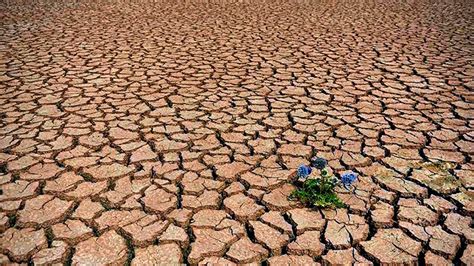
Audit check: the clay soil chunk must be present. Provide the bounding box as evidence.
[131,243,182,265]
[72,230,128,265]
[361,229,422,265]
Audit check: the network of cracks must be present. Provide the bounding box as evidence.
[0,0,473,265]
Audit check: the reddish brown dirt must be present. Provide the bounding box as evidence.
[1,0,473,264]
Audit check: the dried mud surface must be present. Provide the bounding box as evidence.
[0,0,473,264]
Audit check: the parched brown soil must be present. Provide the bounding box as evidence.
[0,0,473,264]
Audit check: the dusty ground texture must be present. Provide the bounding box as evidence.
[1,0,473,265]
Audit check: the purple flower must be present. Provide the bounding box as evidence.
[341,171,357,189]
[311,157,327,170]
[297,165,312,179]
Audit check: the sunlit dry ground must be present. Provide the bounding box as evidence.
[0,0,473,264]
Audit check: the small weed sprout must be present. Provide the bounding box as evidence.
[290,157,357,209]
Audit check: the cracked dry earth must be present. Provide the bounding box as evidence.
[0,0,473,265]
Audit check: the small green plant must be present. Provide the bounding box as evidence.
[289,157,357,209]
